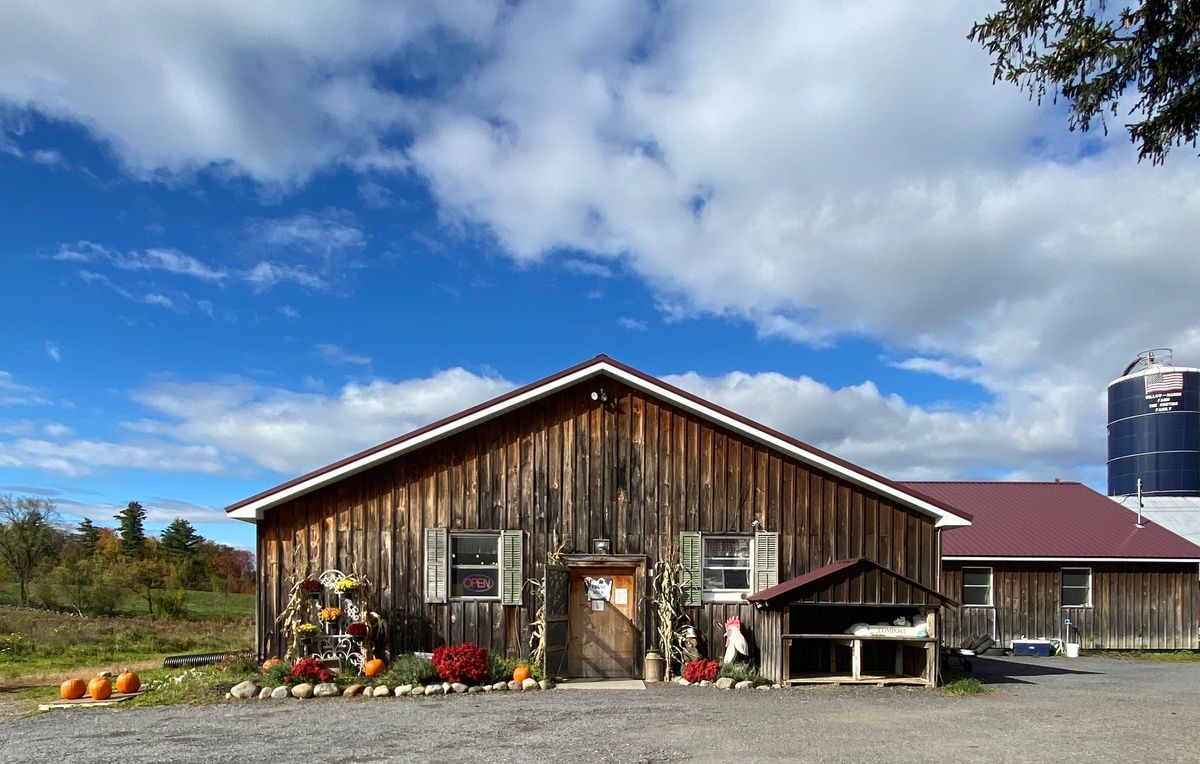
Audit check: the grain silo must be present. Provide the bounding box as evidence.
[1107,348,1200,497]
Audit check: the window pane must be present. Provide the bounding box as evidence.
[703,537,751,566]
[1061,587,1089,607]
[962,586,990,606]
[451,566,499,598]
[722,569,750,591]
[452,535,498,566]
[1062,569,1090,588]
[963,568,991,587]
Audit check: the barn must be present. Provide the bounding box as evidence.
[227,355,973,684]
[905,481,1200,651]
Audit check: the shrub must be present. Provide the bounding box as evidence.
[380,653,436,686]
[488,653,544,682]
[717,661,766,684]
[432,643,490,684]
[683,658,720,683]
[217,652,259,675]
[153,590,189,620]
[264,662,290,687]
[285,656,334,686]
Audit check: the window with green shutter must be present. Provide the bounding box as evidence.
[424,527,448,603]
[679,532,702,606]
[500,530,523,605]
[753,531,779,593]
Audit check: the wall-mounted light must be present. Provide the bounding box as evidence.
[590,389,609,404]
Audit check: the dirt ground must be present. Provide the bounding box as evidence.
[2,656,1197,763]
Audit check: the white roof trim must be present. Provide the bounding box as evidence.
[944,556,1200,563]
[230,360,972,528]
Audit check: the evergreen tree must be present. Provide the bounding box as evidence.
[76,518,99,557]
[114,500,147,558]
[160,517,202,559]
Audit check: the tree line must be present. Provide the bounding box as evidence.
[0,494,254,617]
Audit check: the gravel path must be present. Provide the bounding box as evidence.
[2,656,1197,763]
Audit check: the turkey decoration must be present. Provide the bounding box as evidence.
[722,615,749,663]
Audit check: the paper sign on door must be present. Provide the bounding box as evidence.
[614,588,628,605]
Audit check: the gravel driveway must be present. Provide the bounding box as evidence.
[2,656,1196,763]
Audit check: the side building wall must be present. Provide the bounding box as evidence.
[940,561,1199,650]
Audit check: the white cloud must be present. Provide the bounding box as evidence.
[131,368,514,474]
[0,0,501,185]
[616,316,647,331]
[315,343,372,367]
[252,210,365,262]
[44,341,60,362]
[0,437,224,477]
[56,496,227,525]
[0,371,49,407]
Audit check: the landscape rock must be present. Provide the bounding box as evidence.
[314,683,339,698]
[521,678,539,691]
[467,686,482,694]
[734,680,752,690]
[257,687,273,700]
[715,677,735,690]
[343,684,365,697]
[756,684,771,691]
[231,680,260,700]
[451,682,469,694]
[372,686,391,697]
[483,685,493,692]
[493,682,508,691]
[508,680,523,691]
[424,684,443,696]
[675,677,691,686]
[538,679,554,690]
[291,683,314,699]
[224,692,232,699]
[271,687,289,699]
[410,686,425,697]
[442,682,452,694]
[395,684,412,697]
[699,680,712,687]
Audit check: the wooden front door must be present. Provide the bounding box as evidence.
[567,567,637,678]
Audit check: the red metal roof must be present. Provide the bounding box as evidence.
[227,354,973,525]
[902,481,1200,560]
[746,557,957,607]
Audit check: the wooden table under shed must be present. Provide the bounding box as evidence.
[747,557,959,687]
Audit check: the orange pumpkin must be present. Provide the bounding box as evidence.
[512,664,531,683]
[60,678,87,700]
[115,671,141,694]
[363,659,386,678]
[88,676,113,701]
[261,657,283,674]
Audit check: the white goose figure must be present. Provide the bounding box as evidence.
[723,615,749,663]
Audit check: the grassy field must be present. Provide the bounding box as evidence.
[0,583,254,619]
[0,596,254,688]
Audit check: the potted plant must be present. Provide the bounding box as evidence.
[318,606,343,633]
[296,623,318,643]
[335,577,364,602]
[301,579,324,600]
[346,622,368,642]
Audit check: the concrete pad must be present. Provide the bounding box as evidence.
[555,679,645,690]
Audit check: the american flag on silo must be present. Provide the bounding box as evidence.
[1145,371,1185,394]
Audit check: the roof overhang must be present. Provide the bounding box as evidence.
[227,356,974,529]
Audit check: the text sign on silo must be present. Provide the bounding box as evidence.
[1144,371,1185,413]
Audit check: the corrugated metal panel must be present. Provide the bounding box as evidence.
[903,482,1200,559]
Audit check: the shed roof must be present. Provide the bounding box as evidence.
[226,355,973,527]
[1110,495,1200,548]
[746,557,957,608]
[902,481,1200,561]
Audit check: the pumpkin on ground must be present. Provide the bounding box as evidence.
[512,664,531,683]
[363,659,386,678]
[261,657,283,673]
[115,671,141,694]
[88,676,113,701]
[60,678,87,700]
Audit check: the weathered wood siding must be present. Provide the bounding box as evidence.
[257,375,940,665]
[940,561,1200,650]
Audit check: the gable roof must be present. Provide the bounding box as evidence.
[226,355,973,527]
[903,481,1200,561]
[746,557,958,608]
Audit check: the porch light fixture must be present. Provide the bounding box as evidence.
[592,538,611,555]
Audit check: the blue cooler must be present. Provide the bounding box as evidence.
[1011,639,1053,657]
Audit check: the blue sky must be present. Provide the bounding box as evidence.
[3,2,1199,551]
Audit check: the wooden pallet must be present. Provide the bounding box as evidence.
[38,691,144,711]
